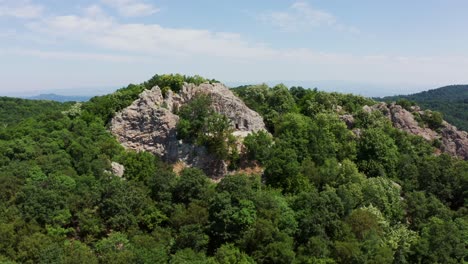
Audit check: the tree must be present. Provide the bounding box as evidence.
[209,192,256,246]
[173,168,211,204]
[95,232,136,264]
[264,144,306,193]
[357,128,399,177]
[119,150,157,181]
[170,248,216,264]
[362,177,404,224]
[214,244,255,264]
[240,219,295,264]
[177,94,234,159]
[243,131,273,164]
[410,217,467,263]
[268,84,297,114]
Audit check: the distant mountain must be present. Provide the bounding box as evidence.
[378,85,468,131]
[227,80,428,97]
[26,93,92,102]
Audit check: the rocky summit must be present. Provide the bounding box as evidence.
[110,82,267,178]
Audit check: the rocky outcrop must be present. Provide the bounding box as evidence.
[439,122,468,159]
[110,82,266,178]
[369,102,438,141]
[339,114,355,129]
[363,102,468,160]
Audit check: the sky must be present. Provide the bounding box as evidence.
[1,0,468,97]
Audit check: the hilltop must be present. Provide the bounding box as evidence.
[378,85,468,131]
[0,74,466,263]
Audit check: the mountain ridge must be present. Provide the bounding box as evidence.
[377,85,468,131]
[25,93,92,102]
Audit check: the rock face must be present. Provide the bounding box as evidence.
[110,82,266,178]
[364,102,468,160]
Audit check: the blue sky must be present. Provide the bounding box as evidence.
[1,0,468,96]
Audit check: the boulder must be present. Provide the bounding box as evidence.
[111,162,125,178]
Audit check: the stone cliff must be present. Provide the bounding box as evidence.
[110,82,267,178]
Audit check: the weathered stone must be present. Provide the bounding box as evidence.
[339,114,355,129]
[111,162,125,178]
[363,102,468,160]
[110,82,267,178]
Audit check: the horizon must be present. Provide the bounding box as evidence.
[2,1,468,95]
[1,79,458,99]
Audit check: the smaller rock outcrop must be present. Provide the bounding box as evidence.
[363,102,468,160]
[111,162,125,178]
[339,114,355,129]
[371,102,438,141]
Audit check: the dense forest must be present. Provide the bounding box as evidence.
[0,74,466,263]
[378,85,468,131]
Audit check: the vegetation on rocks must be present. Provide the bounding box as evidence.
[0,75,466,263]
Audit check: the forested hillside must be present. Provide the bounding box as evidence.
[0,97,73,126]
[378,85,468,131]
[0,75,466,263]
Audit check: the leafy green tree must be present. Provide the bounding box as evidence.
[131,234,169,264]
[61,240,98,264]
[170,248,216,264]
[268,84,297,114]
[421,110,444,129]
[231,84,270,114]
[243,130,273,164]
[15,232,54,264]
[145,164,177,213]
[362,177,404,224]
[357,128,399,177]
[404,191,452,229]
[264,144,306,193]
[98,178,150,231]
[292,188,345,244]
[177,94,234,159]
[170,202,209,252]
[410,217,467,264]
[119,150,157,181]
[173,168,211,204]
[240,219,295,264]
[95,232,136,264]
[346,208,383,240]
[209,192,257,246]
[214,243,255,264]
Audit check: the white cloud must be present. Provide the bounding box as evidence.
[0,0,43,19]
[101,0,159,17]
[18,6,468,87]
[8,48,146,62]
[258,0,358,33]
[29,10,276,59]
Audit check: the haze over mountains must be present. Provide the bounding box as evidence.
[15,80,446,101]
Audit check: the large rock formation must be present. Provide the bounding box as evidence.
[363,102,468,160]
[110,82,266,178]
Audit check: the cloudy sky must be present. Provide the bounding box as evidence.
[1,0,468,96]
